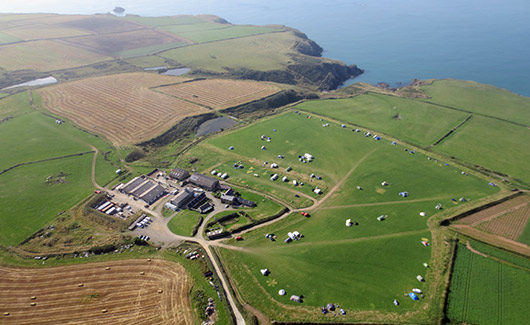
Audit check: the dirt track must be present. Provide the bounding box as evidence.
[0,259,193,324]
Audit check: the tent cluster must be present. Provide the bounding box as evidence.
[285,231,302,243]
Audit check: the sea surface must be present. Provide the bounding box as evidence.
[1,0,529,96]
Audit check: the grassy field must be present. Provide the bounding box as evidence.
[0,31,19,44]
[159,31,298,72]
[0,92,118,247]
[446,243,530,324]
[176,25,280,43]
[168,209,202,236]
[297,93,469,147]
[422,79,530,126]
[434,115,530,186]
[0,154,96,246]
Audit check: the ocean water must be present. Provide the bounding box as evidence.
[1,0,529,96]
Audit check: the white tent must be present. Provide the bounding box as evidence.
[260,269,270,276]
[278,289,286,296]
[346,219,352,227]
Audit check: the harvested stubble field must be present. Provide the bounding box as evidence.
[0,259,194,324]
[157,79,280,110]
[38,73,209,145]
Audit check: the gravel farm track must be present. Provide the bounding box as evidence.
[0,259,194,324]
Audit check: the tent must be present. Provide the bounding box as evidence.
[278,289,286,296]
[260,269,270,276]
[409,292,419,301]
[399,191,408,197]
[290,295,302,303]
[346,219,352,227]
[419,212,426,217]
[326,303,335,310]
[416,275,424,282]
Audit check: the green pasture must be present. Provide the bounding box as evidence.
[121,15,206,27]
[117,41,187,58]
[0,92,118,246]
[0,31,19,44]
[422,79,530,126]
[234,188,284,220]
[465,238,530,269]
[0,154,98,246]
[0,96,112,171]
[168,209,202,236]
[161,22,231,34]
[177,25,280,43]
[446,244,530,324]
[434,115,530,186]
[159,31,296,72]
[297,93,469,147]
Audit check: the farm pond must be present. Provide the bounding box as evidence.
[196,116,238,136]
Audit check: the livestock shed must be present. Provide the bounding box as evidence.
[189,173,219,191]
[122,176,145,193]
[169,168,190,181]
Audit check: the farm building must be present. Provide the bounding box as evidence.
[199,203,213,214]
[170,188,195,209]
[165,202,178,211]
[121,176,146,193]
[121,176,166,205]
[169,168,190,181]
[140,184,166,205]
[189,173,219,191]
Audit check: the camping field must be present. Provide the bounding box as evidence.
[176,109,499,322]
[446,243,530,325]
[0,259,194,324]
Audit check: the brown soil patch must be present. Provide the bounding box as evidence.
[0,40,112,72]
[156,79,280,110]
[456,195,529,225]
[0,259,194,324]
[37,73,208,145]
[478,203,530,241]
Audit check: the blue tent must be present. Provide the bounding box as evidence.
[409,292,419,301]
[391,141,397,145]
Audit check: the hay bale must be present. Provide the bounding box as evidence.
[30,302,36,306]
[157,289,163,293]
[101,309,108,313]
[147,259,152,262]
[30,296,36,300]
[140,272,145,275]
[105,267,110,270]
[78,283,84,287]
[4,312,10,316]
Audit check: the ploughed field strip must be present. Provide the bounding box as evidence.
[156,79,280,110]
[0,259,193,324]
[456,195,530,226]
[37,73,206,145]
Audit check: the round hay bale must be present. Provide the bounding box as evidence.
[30,302,36,306]
[30,296,36,300]
[78,283,84,287]
[105,267,110,270]
[147,259,152,262]
[140,271,145,275]
[157,289,163,293]
[4,312,10,316]
[101,309,108,313]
